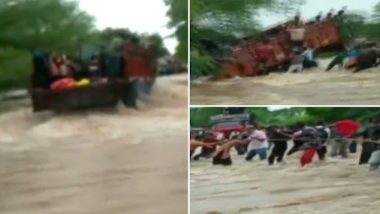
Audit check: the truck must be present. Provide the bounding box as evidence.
[216,10,347,79]
[31,43,156,112]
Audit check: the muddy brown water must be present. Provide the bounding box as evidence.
[0,74,188,214]
[190,143,380,214]
[191,59,380,105]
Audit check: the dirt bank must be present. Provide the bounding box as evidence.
[190,143,380,214]
[191,59,380,105]
[0,74,188,214]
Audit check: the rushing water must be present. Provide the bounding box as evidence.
[190,142,380,214]
[0,74,188,214]
[191,59,380,105]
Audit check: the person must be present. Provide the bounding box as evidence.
[330,119,361,158]
[302,46,318,69]
[212,139,247,166]
[88,54,102,78]
[293,126,321,167]
[254,39,276,75]
[345,46,361,69]
[325,51,348,71]
[190,139,216,160]
[287,49,304,73]
[359,118,378,165]
[287,12,305,51]
[287,123,306,156]
[315,121,331,161]
[245,126,269,161]
[193,132,218,160]
[267,126,290,165]
[368,132,380,171]
[32,49,50,89]
[49,54,73,82]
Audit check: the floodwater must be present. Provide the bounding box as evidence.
[0,74,188,214]
[190,142,380,214]
[191,59,380,105]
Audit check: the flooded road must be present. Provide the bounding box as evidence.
[191,60,380,105]
[0,74,188,214]
[190,143,380,214]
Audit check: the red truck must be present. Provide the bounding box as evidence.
[210,113,251,140]
[216,11,346,79]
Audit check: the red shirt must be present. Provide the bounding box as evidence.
[255,44,275,61]
[334,120,360,137]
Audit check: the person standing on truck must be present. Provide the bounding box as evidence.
[245,126,269,161]
[330,119,361,158]
[255,38,276,75]
[287,12,305,51]
[302,45,318,69]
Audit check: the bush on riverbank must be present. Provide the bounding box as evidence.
[0,48,32,91]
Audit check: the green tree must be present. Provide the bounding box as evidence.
[164,0,188,61]
[0,0,96,52]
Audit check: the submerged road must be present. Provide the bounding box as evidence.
[0,74,188,214]
[191,143,380,214]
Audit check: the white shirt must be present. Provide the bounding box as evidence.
[247,130,268,151]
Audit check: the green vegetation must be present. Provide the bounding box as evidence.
[190,107,380,128]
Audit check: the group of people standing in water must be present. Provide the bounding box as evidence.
[190,118,380,171]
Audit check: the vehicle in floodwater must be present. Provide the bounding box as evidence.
[217,9,348,79]
[210,113,251,139]
[31,43,156,112]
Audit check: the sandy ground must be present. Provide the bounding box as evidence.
[0,74,188,214]
[190,142,380,214]
[191,59,380,105]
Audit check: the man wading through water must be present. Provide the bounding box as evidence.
[267,126,290,165]
[292,126,322,167]
[330,119,360,158]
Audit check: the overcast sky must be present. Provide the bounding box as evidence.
[259,0,379,27]
[77,0,178,54]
